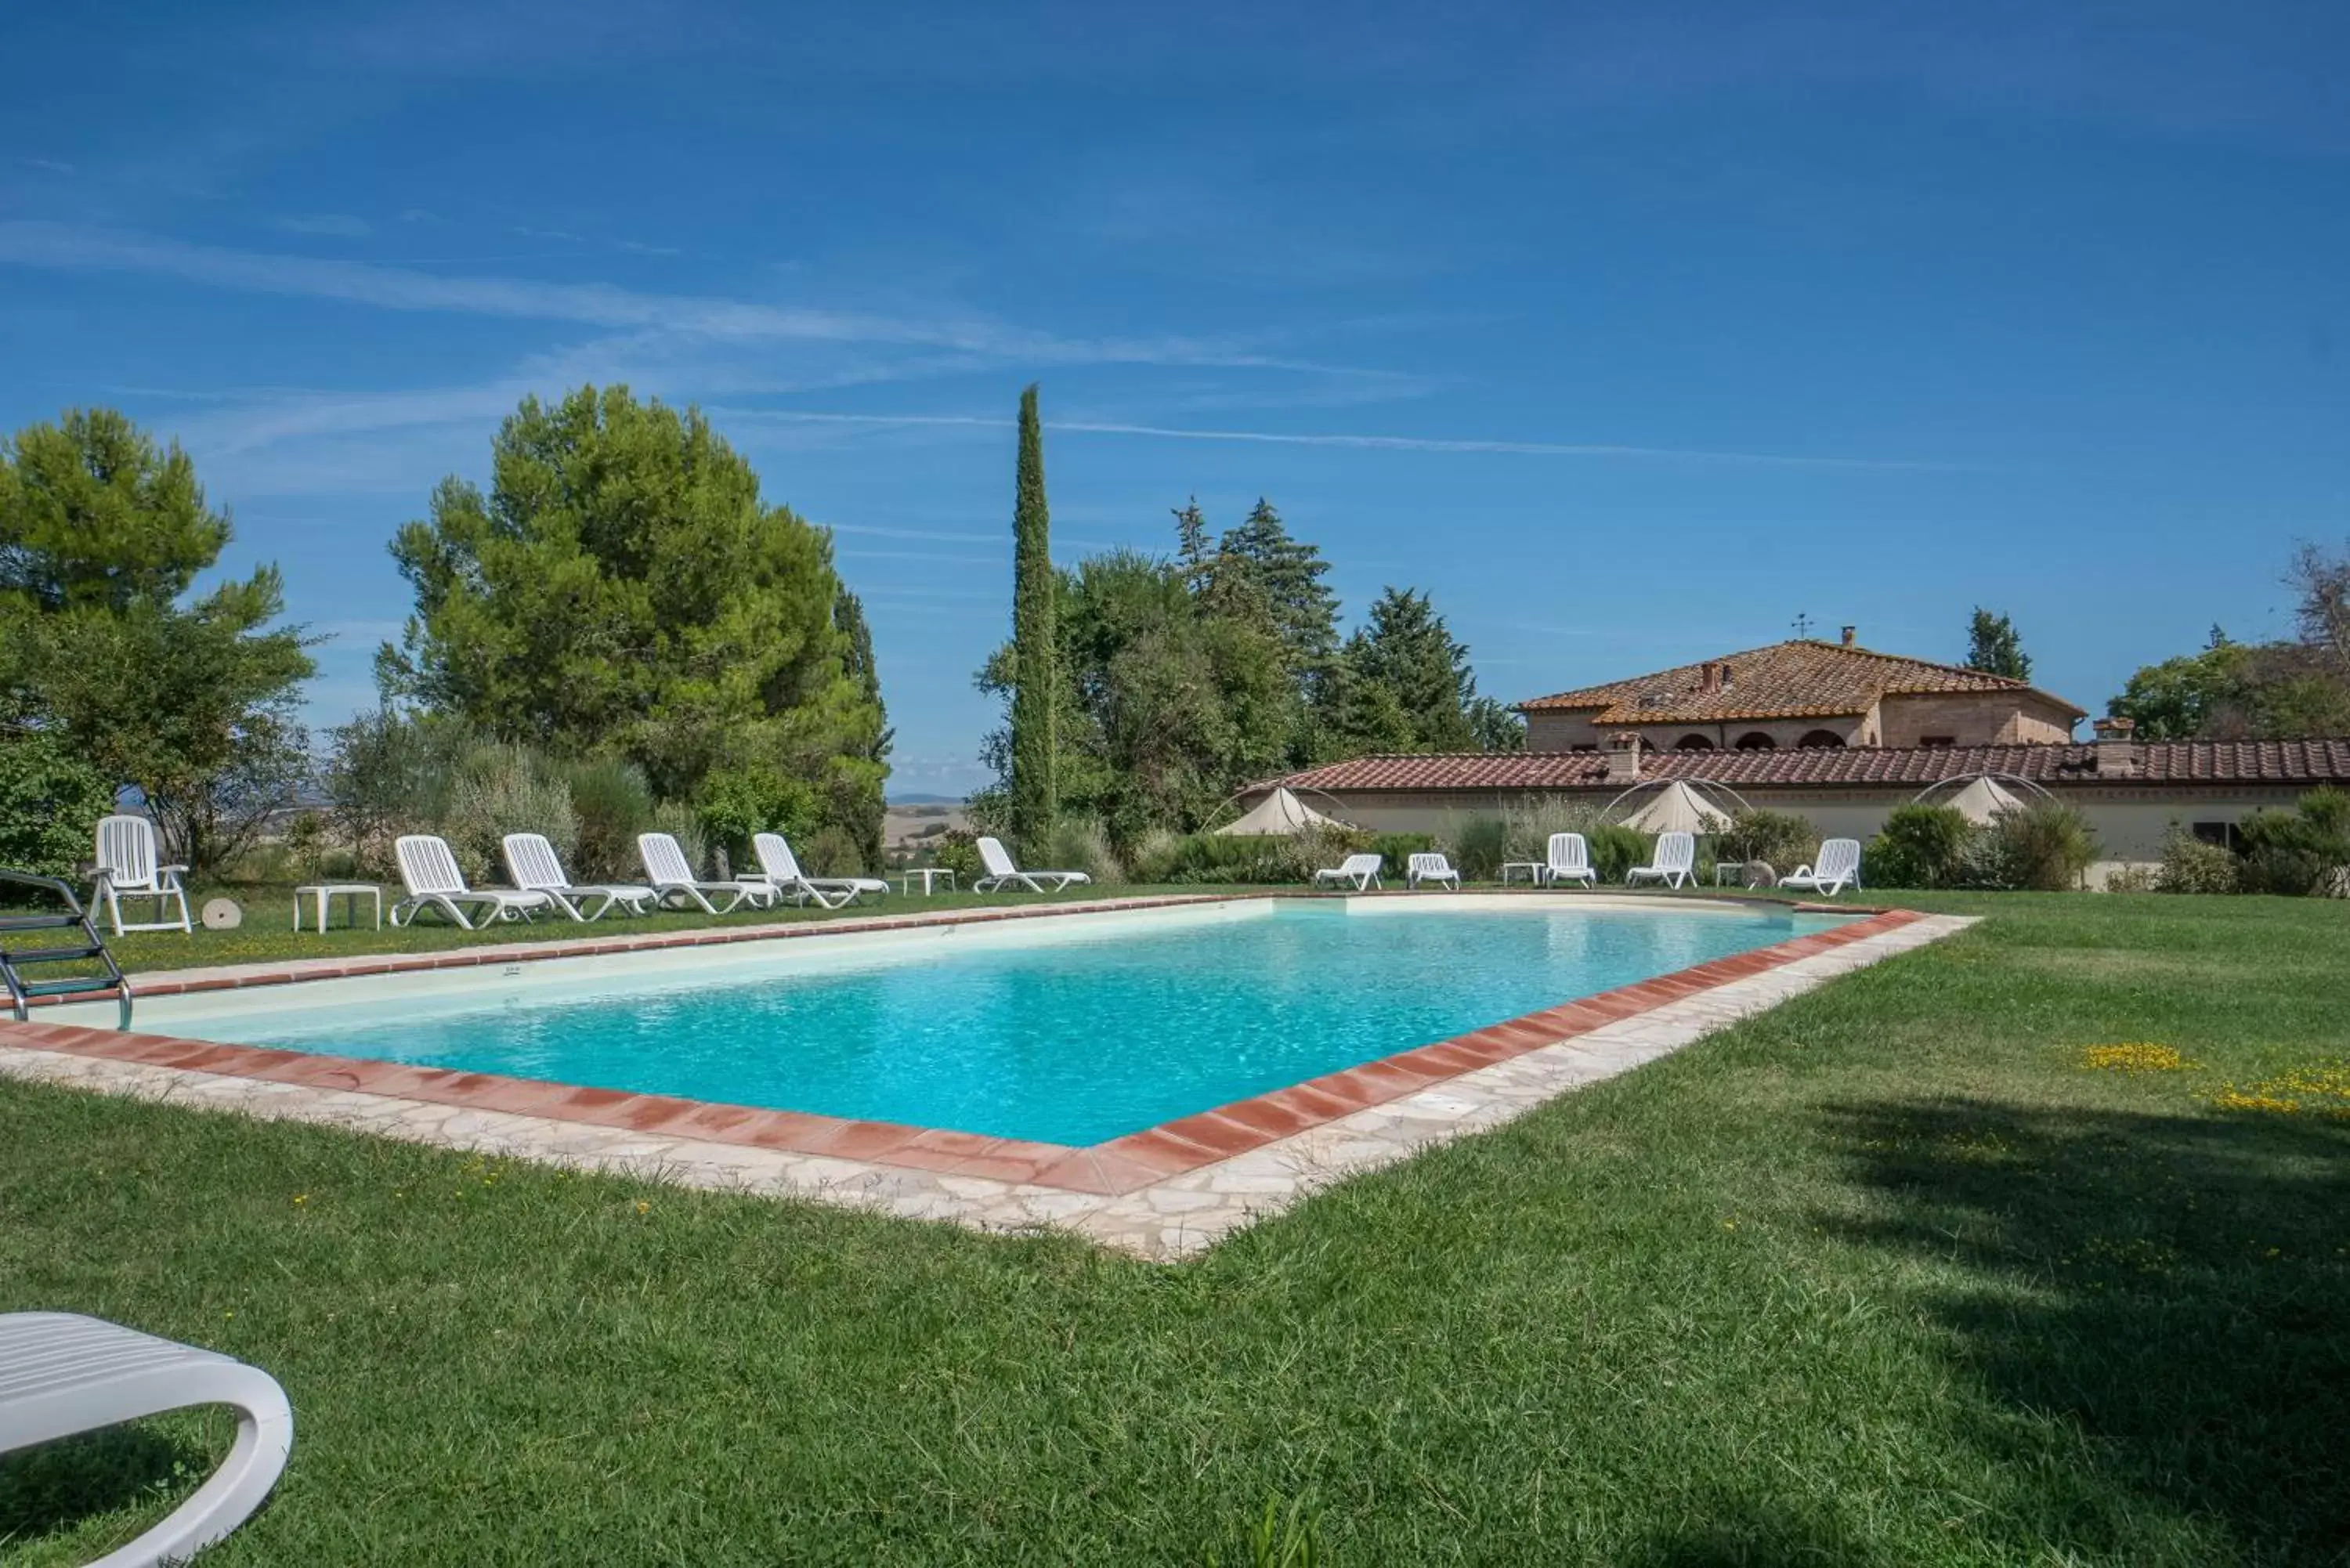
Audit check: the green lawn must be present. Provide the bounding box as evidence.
[3,893,2347,1564]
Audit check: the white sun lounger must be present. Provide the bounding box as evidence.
[751,833,888,910]
[1312,852,1385,891]
[501,833,655,921]
[973,836,1092,894]
[636,833,779,915]
[1543,832,1599,887]
[0,1311,293,1568]
[1780,837,1864,898]
[1406,851,1462,891]
[89,815,192,937]
[1625,830,1697,890]
[392,835,555,929]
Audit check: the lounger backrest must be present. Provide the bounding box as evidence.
[501,833,569,892]
[95,815,161,889]
[1655,831,1695,872]
[638,832,696,885]
[396,834,469,897]
[1408,852,1452,877]
[1343,853,1383,876]
[752,832,803,883]
[1818,837,1861,880]
[975,836,1019,879]
[1547,833,1590,873]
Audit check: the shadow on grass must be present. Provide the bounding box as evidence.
[0,1422,206,1551]
[1821,1097,2350,1561]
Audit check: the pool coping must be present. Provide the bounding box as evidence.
[0,898,1941,1221]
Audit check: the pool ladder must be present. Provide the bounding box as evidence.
[0,868,134,1030]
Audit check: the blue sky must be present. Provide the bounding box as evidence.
[3,2,2345,794]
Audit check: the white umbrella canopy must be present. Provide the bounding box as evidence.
[1216,787,1352,836]
[1942,775,2026,826]
[1615,780,1734,836]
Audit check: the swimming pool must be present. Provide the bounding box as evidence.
[139,899,1847,1145]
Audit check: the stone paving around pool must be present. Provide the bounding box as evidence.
[0,900,1970,1260]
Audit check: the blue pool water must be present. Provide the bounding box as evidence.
[196,904,1834,1145]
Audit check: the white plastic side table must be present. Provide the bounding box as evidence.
[897,868,959,896]
[293,883,382,932]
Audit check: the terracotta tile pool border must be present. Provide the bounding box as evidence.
[0,902,1922,1198]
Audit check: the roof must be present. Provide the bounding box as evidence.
[1515,638,2088,723]
[1259,739,2350,794]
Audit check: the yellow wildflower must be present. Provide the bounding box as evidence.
[2083,1044,2193,1072]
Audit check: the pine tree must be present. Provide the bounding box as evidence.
[1964,607,2032,681]
[1172,497,1211,594]
[1007,385,1057,850]
[1215,499,1338,670]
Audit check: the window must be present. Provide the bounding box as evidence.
[1795,729,1846,749]
[1918,735,1956,749]
[1676,734,1715,750]
[2191,822,2241,851]
[1734,732,1776,750]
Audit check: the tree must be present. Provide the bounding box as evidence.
[1320,587,1480,754]
[833,587,891,869]
[382,385,887,862]
[1210,498,1339,675]
[1,409,315,873]
[1965,607,2032,681]
[1467,696,1528,753]
[2108,632,2250,739]
[2109,606,2350,742]
[1007,384,1057,850]
[2289,540,2350,677]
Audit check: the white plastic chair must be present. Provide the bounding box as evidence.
[1625,831,1697,890]
[751,833,888,910]
[637,833,779,915]
[1543,833,1599,887]
[1781,838,1864,897]
[89,815,191,937]
[1406,851,1462,891]
[391,835,554,929]
[1312,852,1385,891]
[501,833,654,921]
[972,836,1092,894]
[0,1311,292,1568]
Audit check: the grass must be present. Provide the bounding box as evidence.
[2,891,2347,1563]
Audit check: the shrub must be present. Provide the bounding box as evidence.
[324,710,472,876]
[1865,804,1974,889]
[801,826,863,878]
[1583,826,1650,883]
[697,761,820,880]
[565,757,654,882]
[1043,815,1124,886]
[2237,787,2350,897]
[439,742,578,883]
[0,732,114,880]
[1444,815,1509,880]
[2102,862,2159,894]
[1981,800,2100,891]
[931,829,985,883]
[645,800,707,878]
[1718,808,1820,877]
[1498,796,1610,865]
[2155,828,2241,894]
[1368,833,1437,880]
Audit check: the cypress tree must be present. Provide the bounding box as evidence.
[1008,384,1057,848]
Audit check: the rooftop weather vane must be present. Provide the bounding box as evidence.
[1791,612,1814,639]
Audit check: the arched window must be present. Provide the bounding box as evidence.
[1734,732,1777,750]
[1675,734,1714,751]
[1796,729,1846,749]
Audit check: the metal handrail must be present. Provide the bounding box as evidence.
[0,868,135,1030]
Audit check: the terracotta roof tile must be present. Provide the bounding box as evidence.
[1264,739,2350,794]
[1516,639,2087,722]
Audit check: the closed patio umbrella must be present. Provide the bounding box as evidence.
[1615,780,1734,836]
[1216,787,1353,836]
[1941,775,2025,826]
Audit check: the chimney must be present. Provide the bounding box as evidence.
[1698,661,1722,694]
[2092,716,2138,778]
[1605,732,1643,784]
[1840,625,1856,647]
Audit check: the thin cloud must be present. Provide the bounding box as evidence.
[724,409,1948,471]
[276,214,374,239]
[830,523,1003,544]
[21,157,76,175]
[0,222,1321,371]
